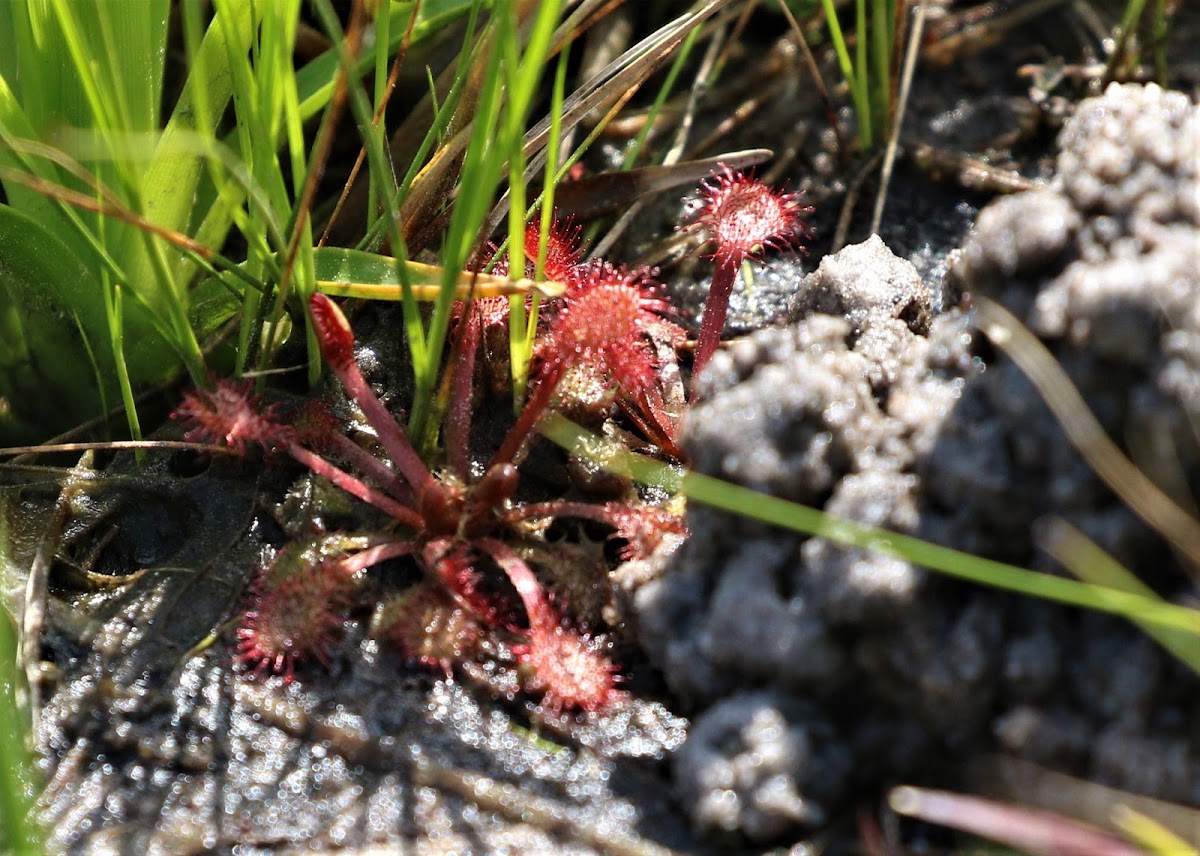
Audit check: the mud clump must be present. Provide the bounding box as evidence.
[639,238,984,841]
[641,83,1200,844]
[672,690,851,841]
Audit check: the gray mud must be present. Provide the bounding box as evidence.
[640,82,1200,844]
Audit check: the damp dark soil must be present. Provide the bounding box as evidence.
[4,3,1200,853]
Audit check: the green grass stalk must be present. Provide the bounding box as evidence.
[818,0,869,148]
[508,44,572,404]
[1108,0,1150,82]
[507,37,572,405]
[870,0,893,143]
[497,0,567,408]
[505,10,533,407]
[311,0,424,380]
[1042,520,1200,674]
[367,0,394,234]
[0,608,40,853]
[854,0,871,145]
[355,4,486,256]
[539,413,1200,649]
[105,284,143,447]
[411,8,506,441]
[1151,0,1169,84]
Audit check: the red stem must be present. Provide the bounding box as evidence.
[328,355,444,499]
[489,361,565,468]
[692,252,742,378]
[284,441,425,530]
[505,500,612,526]
[309,293,445,503]
[617,387,683,459]
[329,540,416,577]
[446,308,482,480]
[325,431,415,505]
[476,536,554,633]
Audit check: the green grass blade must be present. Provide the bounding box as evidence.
[535,45,570,282]
[0,604,40,853]
[294,0,480,121]
[1113,806,1200,856]
[1110,0,1150,80]
[99,0,170,129]
[309,0,435,402]
[503,6,529,292]
[0,205,114,441]
[539,413,1200,638]
[262,0,317,381]
[502,0,566,403]
[9,3,89,136]
[366,0,395,231]
[0,8,106,246]
[208,0,305,378]
[818,0,868,147]
[349,6,490,385]
[514,43,571,397]
[357,8,487,255]
[147,1,257,247]
[686,471,1199,633]
[1151,0,1170,84]
[0,75,74,241]
[871,0,893,141]
[1041,520,1200,675]
[0,4,16,92]
[479,2,728,259]
[312,247,564,299]
[105,282,143,444]
[410,3,507,437]
[71,0,168,132]
[268,0,309,204]
[30,0,207,396]
[854,0,870,143]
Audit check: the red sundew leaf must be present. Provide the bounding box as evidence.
[235,559,353,683]
[505,500,687,563]
[515,621,623,715]
[171,379,290,454]
[687,166,812,376]
[477,537,623,714]
[492,262,684,467]
[693,166,810,264]
[487,216,584,285]
[378,583,483,674]
[308,292,357,373]
[536,262,684,451]
[422,540,505,627]
[528,216,584,284]
[537,262,677,393]
[286,398,344,449]
[601,502,688,561]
